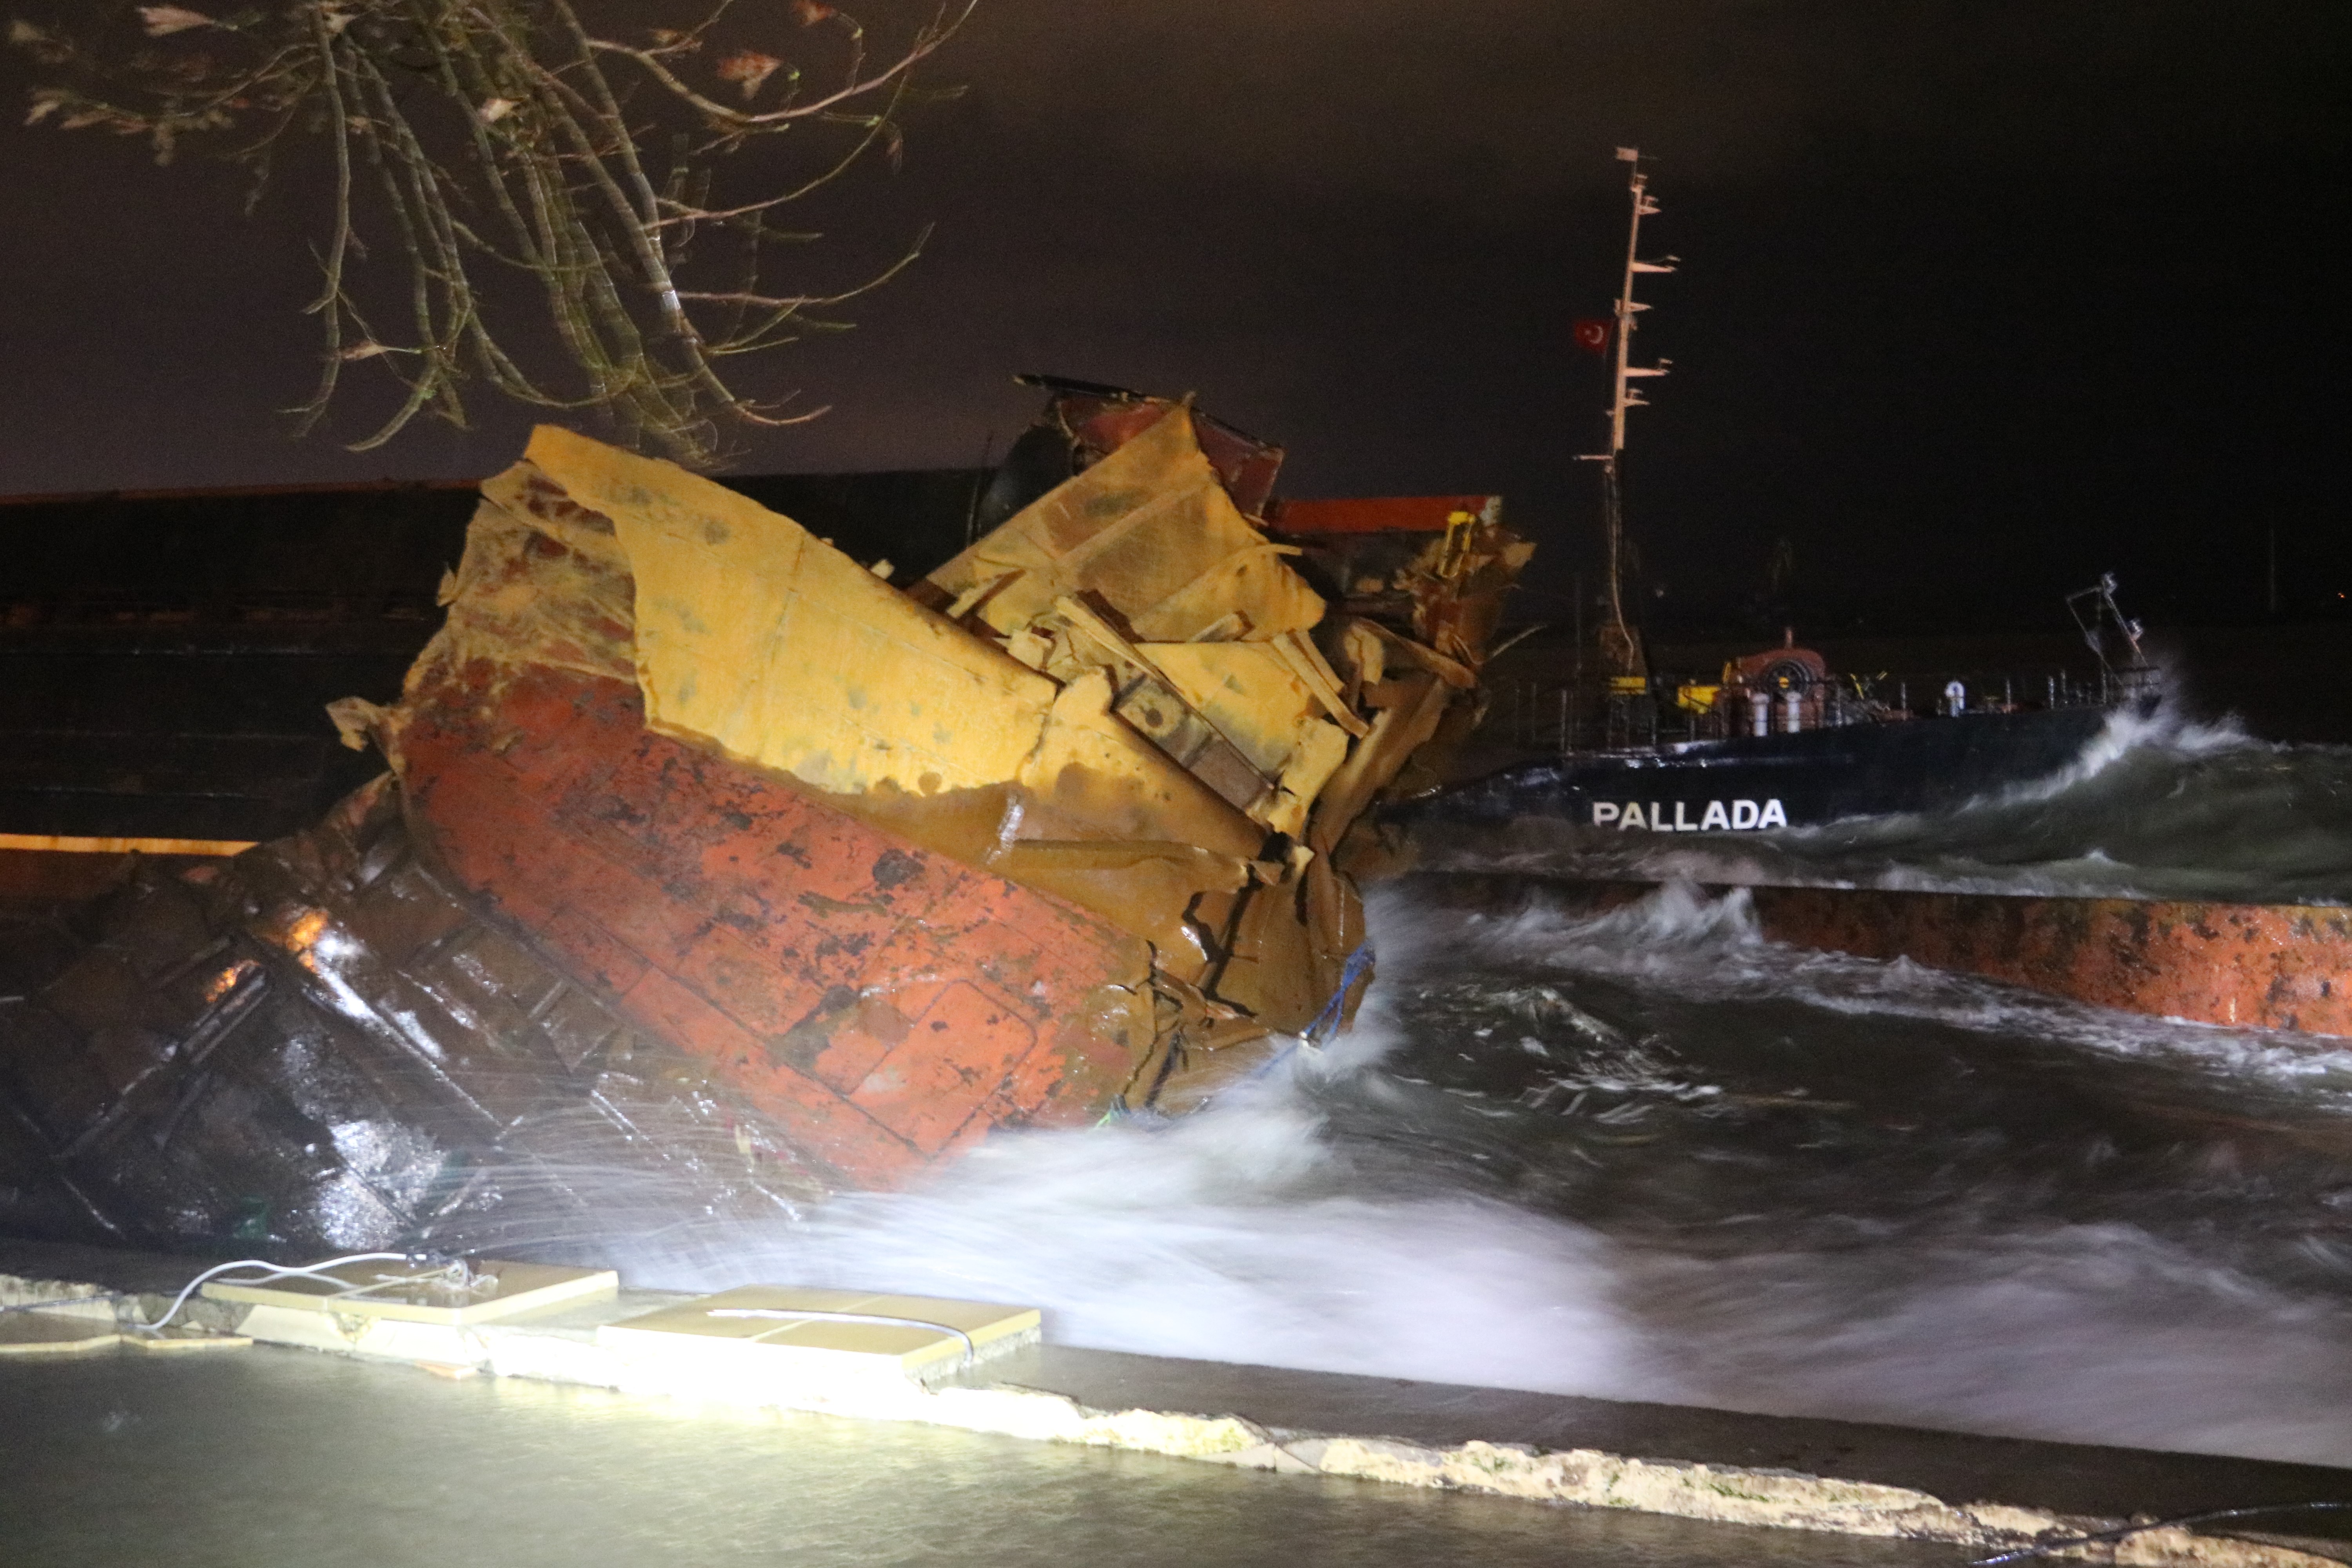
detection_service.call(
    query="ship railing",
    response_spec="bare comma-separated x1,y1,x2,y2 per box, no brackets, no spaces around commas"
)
1485,666,2133,757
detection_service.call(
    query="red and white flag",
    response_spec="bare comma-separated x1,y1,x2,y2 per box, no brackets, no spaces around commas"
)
1572,318,1612,355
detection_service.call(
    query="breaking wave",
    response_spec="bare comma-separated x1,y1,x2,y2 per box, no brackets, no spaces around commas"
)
622,1085,1662,1403
609,880,2352,1468
1417,696,2352,905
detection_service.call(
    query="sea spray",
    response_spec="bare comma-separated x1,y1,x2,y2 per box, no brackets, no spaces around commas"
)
613,1068,1667,1403
1624,1221,2352,1466
582,876,2352,1466
1417,709,2352,904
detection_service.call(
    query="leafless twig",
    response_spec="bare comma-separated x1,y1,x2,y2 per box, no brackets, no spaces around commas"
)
10,0,973,466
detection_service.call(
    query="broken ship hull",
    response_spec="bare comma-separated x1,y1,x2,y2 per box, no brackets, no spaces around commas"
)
1,395,1532,1253
395,658,1157,1188
0,777,866,1255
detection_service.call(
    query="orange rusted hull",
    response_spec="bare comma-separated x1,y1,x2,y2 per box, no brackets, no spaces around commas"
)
1739,884,2352,1038
1438,877,2352,1039
399,657,1155,1190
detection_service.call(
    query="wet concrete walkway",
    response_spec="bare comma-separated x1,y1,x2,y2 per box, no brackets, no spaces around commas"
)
5,1238,2349,1564
0,1348,1962,1568
984,1343,2352,1538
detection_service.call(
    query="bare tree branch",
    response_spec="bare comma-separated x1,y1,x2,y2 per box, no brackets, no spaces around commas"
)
11,0,971,466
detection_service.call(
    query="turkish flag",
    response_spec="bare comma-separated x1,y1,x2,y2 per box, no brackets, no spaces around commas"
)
1572,317,1612,355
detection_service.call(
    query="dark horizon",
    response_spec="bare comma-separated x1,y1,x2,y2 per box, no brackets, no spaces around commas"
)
2,2,2345,636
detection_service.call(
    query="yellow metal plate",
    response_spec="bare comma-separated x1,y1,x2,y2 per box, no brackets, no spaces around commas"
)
524,425,1056,799
923,404,1324,646
0,833,255,855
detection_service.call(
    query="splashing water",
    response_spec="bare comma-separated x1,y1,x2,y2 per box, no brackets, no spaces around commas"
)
594,860,2352,1468
628,1087,1659,1403
524,712,2352,1468
1416,698,2352,905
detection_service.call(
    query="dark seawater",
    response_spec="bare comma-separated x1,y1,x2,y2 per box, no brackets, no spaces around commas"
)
599,704,2352,1470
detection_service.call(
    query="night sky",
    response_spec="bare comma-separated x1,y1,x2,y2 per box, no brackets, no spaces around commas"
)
1,2,2345,632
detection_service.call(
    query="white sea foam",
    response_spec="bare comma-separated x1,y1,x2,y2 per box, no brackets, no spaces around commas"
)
604,1051,2352,1466
585,879,2352,1469
1414,691,2352,904
1628,1221,2352,1466
1392,880,2352,1092
617,1072,1665,1403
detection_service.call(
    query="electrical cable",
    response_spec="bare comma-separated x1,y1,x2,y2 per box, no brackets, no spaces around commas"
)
1303,942,1377,1046
1970,1501,2352,1564
127,1252,420,1335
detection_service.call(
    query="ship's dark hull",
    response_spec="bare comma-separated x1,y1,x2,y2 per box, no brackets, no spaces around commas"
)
1401,707,2115,832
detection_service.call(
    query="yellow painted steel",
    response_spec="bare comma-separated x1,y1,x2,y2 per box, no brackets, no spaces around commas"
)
1016,670,1263,864
0,833,255,856
1143,641,1351,837
525,426,1058,798
922,404,1326,644
442,461,639,682
424,416,1518,1052
1675,684,1721,715
511,426,1269,972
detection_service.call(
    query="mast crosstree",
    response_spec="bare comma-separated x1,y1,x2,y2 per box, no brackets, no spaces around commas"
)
1581,147,1675,679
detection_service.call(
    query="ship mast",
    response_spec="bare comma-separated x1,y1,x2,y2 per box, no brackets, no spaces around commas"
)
1582,147,1675,678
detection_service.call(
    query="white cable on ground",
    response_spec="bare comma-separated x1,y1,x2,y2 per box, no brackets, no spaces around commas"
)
127,1252,417,1335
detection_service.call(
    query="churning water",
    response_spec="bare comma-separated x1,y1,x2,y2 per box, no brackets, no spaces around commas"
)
606,702,2352,1470
1420,696,2352,905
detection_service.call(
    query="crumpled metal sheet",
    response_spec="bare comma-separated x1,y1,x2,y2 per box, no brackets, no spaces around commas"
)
1274,494,1534,808
361,413,1397,1074
0,779,828,1256
526,426,1062,801
0,397,1539,1247
1275,495,1533,669
922,405,1326,647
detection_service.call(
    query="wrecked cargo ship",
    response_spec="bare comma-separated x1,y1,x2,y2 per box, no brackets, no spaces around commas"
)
0,390,1528,1255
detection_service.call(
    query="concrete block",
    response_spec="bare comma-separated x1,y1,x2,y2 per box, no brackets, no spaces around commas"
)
597,1285,1040,1399
201,1258,615,1326
0,1311,121,1356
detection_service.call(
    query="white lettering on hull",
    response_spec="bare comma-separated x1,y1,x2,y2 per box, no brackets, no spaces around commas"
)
1591,798,1788,831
